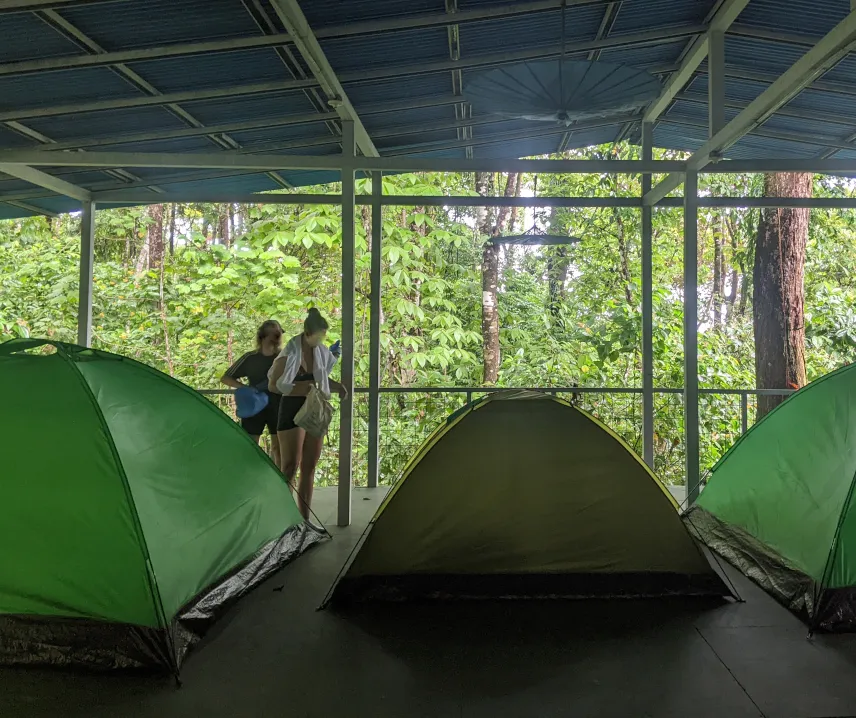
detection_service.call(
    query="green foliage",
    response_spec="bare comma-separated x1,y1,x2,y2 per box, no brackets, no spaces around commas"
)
3,147,856,488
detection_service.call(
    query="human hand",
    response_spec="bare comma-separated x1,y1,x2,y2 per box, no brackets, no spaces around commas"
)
337,384,349,400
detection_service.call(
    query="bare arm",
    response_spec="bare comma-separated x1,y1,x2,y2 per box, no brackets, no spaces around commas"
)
329,379,349,400
268,356,287,393
221,375,245,390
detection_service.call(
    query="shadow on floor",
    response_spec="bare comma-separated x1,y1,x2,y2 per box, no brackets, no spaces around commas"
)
4,488,856,718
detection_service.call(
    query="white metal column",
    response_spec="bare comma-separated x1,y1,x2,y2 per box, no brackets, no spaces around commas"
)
684,171,700,504
338,122,356,526
641,122,654,468
366,172,383,489
77,200,96,347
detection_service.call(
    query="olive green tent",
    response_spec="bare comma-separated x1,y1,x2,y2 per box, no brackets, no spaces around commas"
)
326,391,730,605
686,364,856,632
0,339,325,673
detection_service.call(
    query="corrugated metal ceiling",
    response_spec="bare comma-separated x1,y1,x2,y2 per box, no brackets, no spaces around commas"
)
1,0,856,218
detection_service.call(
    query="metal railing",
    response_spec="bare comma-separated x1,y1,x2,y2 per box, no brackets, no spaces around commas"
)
198,385,794,489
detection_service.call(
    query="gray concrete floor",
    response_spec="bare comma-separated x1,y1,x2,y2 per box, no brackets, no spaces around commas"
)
4,486,856,718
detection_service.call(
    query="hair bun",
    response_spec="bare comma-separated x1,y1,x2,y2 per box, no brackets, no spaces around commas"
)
307,307,321,316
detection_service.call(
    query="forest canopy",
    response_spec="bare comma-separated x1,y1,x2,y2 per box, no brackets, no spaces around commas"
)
3,144,856,487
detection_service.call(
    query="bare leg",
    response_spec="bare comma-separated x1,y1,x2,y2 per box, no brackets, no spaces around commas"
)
297,433,324,520
270,432,281,469
248,434,261,445
277,428,305,494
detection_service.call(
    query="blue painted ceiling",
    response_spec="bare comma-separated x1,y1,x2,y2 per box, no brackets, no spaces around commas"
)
0,0,854,217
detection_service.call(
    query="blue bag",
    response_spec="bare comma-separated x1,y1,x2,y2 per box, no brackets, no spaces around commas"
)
235,385,269,418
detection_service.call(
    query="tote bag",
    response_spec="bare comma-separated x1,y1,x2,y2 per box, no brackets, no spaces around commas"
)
294,385,334,438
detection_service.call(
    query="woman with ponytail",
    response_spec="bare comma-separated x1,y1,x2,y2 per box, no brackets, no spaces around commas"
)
221,319,284,466
268,308,348,520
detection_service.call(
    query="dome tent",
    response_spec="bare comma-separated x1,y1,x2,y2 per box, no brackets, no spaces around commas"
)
0,339,325,673
325,392,731,605
686,363,856,632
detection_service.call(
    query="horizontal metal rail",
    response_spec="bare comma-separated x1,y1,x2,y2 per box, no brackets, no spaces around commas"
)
198,386,795,396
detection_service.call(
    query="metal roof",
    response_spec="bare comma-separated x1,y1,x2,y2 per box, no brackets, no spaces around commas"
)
1,0,856,218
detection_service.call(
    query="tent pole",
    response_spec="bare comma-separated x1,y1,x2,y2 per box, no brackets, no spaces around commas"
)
367,172,383,489
684,171,700,504
338,122,355,527
641,122,654,469
77,199,96,347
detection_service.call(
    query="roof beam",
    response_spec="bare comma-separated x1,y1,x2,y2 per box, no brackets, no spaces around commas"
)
0,0,123,10
40,110,338,151
0,150,686,174
0,33,295,77
676,91,856,127
89,193,856,209
445,0,473,159
3,199,59,217
644,0,751,124
31,8,235,190
268,0,377,157
312,0,615,39
0,0,121,11
663,114,856,152
0,150,344,171
712,63,856,98
29,94,462,154
646,10,856,205
0,163,90,201
0,41,683,123
0,79,318,123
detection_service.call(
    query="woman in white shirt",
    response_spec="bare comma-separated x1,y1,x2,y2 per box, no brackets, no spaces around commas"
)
268,308,348,520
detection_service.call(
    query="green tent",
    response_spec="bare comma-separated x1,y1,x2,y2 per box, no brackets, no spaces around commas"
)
0,339,324,673
326,391,730,605
686,364,856,631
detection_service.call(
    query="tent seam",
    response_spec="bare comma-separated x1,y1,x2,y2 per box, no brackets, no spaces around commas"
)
53,343,175,667
813,462,856,630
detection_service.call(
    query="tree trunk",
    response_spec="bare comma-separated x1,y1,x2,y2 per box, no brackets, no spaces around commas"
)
477,172,518,384
612,208,633,306
218,205,231,248
724,214,739,324
546,207,571,319
168,203,177,255
753,172,811,418
712,213,724,328
147,204,165,271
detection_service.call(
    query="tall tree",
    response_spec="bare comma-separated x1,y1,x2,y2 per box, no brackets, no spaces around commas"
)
546,204,571,321
754,172,812,418
712,213,724,327
147,204,165,270
477,172,518,384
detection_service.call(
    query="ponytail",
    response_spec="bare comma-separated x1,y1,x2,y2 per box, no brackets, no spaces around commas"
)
304,308,329,335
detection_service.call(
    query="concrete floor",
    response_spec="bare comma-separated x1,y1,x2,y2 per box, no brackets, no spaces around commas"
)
4,487,856,718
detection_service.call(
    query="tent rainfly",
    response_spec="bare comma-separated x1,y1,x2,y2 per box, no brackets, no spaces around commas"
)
0,339,325,673
325,391,731,605
686,364,856,632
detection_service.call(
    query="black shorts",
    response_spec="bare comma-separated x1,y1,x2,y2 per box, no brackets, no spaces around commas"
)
240,393,280,437
277,396,306,432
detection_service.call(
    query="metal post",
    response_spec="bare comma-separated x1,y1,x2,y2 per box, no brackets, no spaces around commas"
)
708,29,726,137
338,122,355,527
641,121,655,469
740,393,748,434
684,171,700,505
77,200,96,347
366,172,383,489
